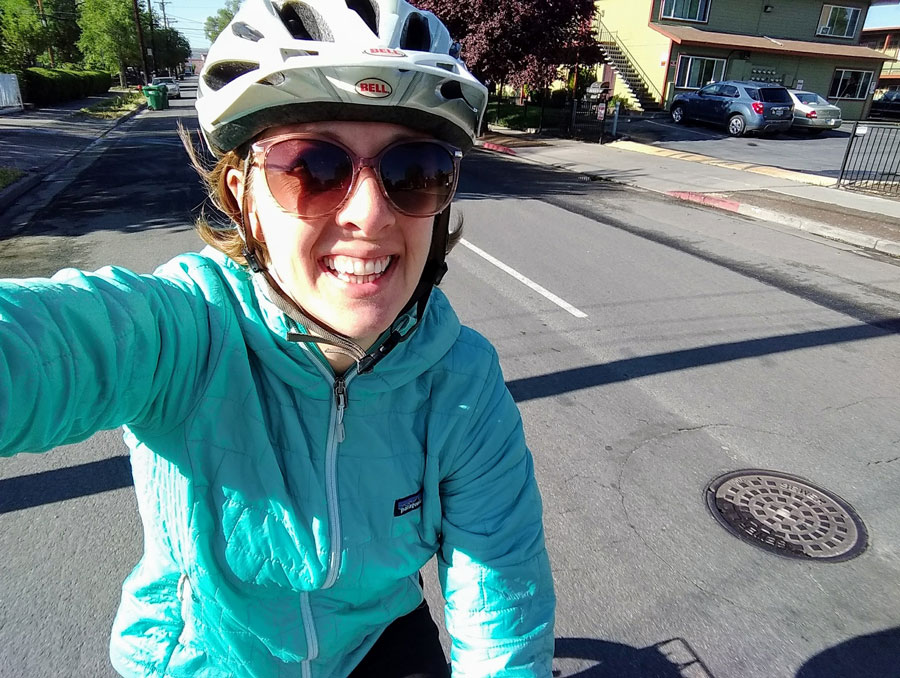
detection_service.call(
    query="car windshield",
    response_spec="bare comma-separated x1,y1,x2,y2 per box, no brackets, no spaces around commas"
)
153,78,174,84
794,92,829,105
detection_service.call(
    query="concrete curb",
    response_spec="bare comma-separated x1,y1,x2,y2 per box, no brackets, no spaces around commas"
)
0,102,147,216
477,141,517,155
667,190,900,258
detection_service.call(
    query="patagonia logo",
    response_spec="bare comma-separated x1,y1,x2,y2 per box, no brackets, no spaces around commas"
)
355,78,392,98
394,490,423,517
364,47,406,57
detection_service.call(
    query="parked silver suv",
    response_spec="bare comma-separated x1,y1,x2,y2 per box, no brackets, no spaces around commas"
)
670,80,794,137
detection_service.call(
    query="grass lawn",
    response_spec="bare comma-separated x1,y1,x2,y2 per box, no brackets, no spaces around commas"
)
76,90,146,120
0,167,24,190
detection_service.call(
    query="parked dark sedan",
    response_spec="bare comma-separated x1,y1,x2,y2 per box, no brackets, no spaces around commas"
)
670,80,794,137
870,90,900,119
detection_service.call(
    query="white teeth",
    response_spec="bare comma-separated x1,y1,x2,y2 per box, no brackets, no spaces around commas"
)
323,255,392,283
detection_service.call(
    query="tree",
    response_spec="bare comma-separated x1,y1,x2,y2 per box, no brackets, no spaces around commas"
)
44,0,81,64
204,0,240,44
78,0,140,85
155,25,190,74
416,0,599,94
0,0,48,72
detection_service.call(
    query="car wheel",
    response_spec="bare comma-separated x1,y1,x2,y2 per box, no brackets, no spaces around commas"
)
727,114,746,137
671,104,685,124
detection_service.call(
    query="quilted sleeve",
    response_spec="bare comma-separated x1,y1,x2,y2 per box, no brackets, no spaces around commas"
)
0,264,219,456
438,349,556,677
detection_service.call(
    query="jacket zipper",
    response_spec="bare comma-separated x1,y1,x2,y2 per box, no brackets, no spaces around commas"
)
322,374,349,589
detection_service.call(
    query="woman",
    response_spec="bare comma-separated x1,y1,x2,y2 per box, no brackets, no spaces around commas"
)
0,0,555,676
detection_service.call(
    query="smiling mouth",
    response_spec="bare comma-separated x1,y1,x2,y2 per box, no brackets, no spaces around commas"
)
322,255,394,284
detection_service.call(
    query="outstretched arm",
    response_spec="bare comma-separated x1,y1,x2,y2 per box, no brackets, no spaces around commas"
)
0,265,216,456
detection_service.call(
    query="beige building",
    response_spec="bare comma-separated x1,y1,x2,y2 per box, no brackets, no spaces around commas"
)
595,0,895,119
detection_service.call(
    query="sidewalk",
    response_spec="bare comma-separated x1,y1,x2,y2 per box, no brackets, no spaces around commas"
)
0,93,145,215
479,126,900,258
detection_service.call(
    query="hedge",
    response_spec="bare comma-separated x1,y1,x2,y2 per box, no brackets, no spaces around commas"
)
21,68,112,106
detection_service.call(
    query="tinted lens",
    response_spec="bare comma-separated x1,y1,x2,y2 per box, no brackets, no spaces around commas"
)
380,142,456,216
264,139,353,217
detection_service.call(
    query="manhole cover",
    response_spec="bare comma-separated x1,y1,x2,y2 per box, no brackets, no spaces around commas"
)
706,470,867,562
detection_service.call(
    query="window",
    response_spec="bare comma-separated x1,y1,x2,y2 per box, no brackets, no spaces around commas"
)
828,69,873,99
817,5,861,38
661,0,711,22
674,55,726,89
719,84,739,97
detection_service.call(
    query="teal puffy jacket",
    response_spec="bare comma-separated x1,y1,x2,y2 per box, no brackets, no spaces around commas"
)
0,248,555,677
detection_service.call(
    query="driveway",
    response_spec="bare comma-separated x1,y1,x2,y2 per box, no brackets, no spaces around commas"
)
616,115,855,179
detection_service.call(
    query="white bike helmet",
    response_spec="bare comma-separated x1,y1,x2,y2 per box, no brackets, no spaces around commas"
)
196,0,488,156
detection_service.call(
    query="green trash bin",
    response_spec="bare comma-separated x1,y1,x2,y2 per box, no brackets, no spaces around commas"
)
144,84,164,111
159,85,170,110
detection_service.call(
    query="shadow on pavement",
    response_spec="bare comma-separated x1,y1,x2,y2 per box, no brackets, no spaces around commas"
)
0,456,132,514
554,636,716,677
795,627,900,678
459,152,635,201
507,319,900,403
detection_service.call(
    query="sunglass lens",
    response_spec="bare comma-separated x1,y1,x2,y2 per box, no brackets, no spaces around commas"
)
264,139,353,217
380,142,456,216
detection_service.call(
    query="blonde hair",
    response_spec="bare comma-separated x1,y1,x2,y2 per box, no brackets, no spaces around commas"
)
179,124,462,267
179,124,269,268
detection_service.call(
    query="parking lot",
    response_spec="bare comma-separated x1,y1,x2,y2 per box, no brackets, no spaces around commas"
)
616,115,855,179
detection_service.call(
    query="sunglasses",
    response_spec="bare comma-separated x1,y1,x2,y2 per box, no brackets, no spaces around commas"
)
250,134,463,219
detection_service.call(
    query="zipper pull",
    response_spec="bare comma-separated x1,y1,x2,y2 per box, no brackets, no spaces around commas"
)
334,377,347,443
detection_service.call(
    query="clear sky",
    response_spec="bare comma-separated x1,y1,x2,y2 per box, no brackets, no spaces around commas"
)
170,1,900,52
866,4,900,29
162,0,226,50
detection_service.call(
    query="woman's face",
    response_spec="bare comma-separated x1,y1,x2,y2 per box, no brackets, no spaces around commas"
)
229,121,434,349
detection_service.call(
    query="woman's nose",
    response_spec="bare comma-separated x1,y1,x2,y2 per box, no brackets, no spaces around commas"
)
335,168,395,235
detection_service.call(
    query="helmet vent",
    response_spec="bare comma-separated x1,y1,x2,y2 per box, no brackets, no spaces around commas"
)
400,12,431,51
231,21,264,42
278,2,334,42
345,0,378,35
440,80,463,100
203,61,260,91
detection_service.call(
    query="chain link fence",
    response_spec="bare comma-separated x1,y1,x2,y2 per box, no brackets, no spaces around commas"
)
486,95,625,142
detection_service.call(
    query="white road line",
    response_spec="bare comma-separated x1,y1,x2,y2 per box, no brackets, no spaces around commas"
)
459,239,588,318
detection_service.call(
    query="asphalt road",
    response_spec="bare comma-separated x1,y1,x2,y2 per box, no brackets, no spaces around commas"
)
618,115,859,179
1,84,900,678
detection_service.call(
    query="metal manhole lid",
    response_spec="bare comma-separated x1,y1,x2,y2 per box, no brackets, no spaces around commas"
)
706,469,867,562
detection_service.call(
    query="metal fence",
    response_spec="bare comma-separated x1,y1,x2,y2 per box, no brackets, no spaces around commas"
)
487,96,624,141
837,121,900,197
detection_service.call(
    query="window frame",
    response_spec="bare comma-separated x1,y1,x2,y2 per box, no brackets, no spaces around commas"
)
674,55,727,90
660,0,712,23
828,68,874,99
817,5,862,39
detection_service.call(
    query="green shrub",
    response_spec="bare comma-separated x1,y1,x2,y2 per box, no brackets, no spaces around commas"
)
21,68,112,106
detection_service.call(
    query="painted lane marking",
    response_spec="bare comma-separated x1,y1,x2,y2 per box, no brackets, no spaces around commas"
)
459,239,588,318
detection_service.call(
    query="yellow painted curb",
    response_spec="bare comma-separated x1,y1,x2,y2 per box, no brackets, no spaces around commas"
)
608,139,837,188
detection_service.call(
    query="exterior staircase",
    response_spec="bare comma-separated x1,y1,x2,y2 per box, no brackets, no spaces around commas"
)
596,20,664,112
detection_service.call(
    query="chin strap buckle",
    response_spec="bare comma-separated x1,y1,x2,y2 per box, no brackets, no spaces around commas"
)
243,247,264,273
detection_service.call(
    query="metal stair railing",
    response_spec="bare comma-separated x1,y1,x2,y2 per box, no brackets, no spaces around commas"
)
596,18,664,109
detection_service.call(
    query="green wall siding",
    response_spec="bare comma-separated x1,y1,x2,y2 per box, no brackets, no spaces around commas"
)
668,44,878,118
651,0,869,43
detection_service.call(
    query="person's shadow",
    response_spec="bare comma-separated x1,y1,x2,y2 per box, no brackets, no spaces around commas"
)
553,637,715,677
796,627,900,678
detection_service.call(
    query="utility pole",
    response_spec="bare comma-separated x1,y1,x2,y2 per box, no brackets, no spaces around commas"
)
146,0,157,76
158,0,172,73
130,0,150,84
34,0,56,67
